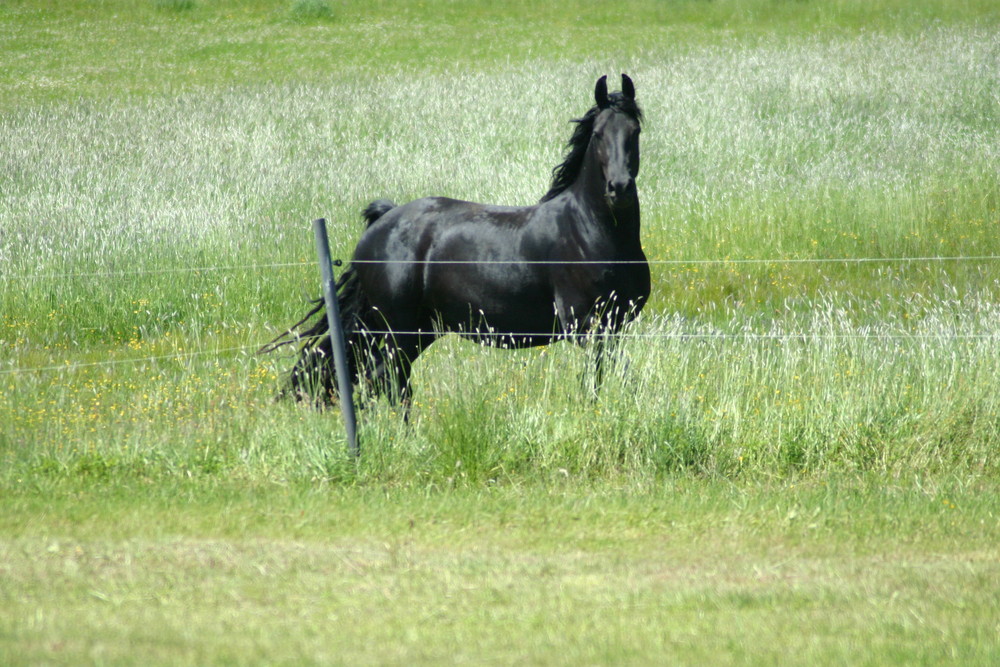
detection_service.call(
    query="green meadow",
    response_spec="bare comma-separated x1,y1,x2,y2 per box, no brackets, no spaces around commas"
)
2,1,1000,663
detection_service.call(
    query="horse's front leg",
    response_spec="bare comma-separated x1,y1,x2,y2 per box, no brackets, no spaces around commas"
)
554,300,603,398
589,333,607,399
557,294,629,398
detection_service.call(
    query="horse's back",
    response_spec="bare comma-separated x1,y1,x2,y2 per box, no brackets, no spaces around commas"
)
356,196,537,263
352,196,553,330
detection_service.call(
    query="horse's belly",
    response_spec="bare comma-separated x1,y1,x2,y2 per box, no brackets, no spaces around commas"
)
426,266,557,335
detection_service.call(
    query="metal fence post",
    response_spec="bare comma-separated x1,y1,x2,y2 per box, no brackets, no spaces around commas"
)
312,218,359,458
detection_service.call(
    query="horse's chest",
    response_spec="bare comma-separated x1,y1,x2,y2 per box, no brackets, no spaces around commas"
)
555,263,631,303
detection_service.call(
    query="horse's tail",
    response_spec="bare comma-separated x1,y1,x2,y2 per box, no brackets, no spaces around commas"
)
259,264,368,404
260,201,394,403
363,199,395,226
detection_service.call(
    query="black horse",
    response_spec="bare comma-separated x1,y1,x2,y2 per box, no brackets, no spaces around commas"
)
265,74,650,405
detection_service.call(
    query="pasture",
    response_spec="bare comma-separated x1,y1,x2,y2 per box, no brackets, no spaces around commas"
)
2,0,1000,663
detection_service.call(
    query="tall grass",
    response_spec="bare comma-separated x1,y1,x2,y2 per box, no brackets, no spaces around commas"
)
3,25,1000,484
5,28,1000,329
5,297,999,484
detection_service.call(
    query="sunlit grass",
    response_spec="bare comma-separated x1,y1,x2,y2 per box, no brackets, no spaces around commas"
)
3,3,1000,664
4,26,1000,485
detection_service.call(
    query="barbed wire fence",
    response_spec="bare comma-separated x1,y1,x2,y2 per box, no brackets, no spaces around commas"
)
3,253,1000,379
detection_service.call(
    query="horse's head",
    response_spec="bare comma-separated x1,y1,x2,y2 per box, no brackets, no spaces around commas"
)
592,74,641,208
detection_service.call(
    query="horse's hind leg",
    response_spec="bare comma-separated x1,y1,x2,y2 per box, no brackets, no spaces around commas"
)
587,297,636,396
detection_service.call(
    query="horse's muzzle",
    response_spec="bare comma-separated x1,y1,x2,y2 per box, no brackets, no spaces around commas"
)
606,177,635,206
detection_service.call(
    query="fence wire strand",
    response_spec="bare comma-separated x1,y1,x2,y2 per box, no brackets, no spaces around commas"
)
0,345,261,377
4,329,998,378
346,255,1000,266
4,254,1000,283
2,262,312,282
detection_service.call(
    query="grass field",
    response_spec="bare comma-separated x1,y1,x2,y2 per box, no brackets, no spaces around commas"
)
3,0,1000,663
3,477,998,664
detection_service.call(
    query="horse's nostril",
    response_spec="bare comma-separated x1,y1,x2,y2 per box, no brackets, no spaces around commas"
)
607,178,633,198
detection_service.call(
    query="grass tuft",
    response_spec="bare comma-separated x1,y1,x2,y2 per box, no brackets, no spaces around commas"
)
153,0,196,11
287,0,335,22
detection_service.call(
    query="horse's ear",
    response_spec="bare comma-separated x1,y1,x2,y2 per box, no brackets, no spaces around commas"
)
621,74,635,100
595,75,609,109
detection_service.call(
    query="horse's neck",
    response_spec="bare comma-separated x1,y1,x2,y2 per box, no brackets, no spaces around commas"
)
563,154,641,248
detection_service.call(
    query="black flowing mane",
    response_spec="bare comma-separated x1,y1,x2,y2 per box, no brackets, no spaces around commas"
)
540,92,643,203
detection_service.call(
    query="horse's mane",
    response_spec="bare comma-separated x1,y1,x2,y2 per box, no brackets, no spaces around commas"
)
539,92,643,203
